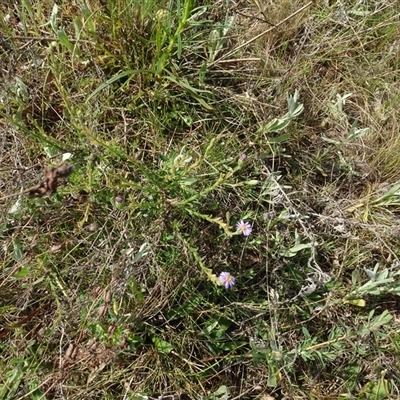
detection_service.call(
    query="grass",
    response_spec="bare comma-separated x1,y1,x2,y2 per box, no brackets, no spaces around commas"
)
1,0,400,399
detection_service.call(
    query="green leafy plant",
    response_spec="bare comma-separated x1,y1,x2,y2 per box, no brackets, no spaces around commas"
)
1,1,400,399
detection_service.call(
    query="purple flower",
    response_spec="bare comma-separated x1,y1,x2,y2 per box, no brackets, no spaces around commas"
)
219,272,236,289
236,220,252,236
239,153,247,161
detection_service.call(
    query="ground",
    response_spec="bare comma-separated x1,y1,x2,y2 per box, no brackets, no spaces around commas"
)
1,1,400,399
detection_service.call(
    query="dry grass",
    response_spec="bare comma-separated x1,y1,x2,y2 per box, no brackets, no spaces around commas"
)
1,1,400,399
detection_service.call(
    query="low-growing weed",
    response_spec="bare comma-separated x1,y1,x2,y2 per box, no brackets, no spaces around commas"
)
1,1,400,399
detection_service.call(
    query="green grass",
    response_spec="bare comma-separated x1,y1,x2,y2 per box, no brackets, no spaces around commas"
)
1,0,400,399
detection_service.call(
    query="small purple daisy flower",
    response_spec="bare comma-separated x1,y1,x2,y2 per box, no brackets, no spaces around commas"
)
236,220,252,236
219,272,236,289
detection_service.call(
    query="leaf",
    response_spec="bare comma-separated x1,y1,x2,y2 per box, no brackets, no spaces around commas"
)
287,89,303,116
351,269,361,286
357,327,370,336
43,145,59,157
181,177,197,185
130,395,149,400
0,364,24,400
28,380,45,400
208,29,221,62
125,243,150,263
203,385,230,400
362,378,391,400
364,263,380,280
268,133,290,143
8,195,23,214
81,4,96,32
164,72,213,110
302,326,311,339
15,77,29,101
282,243,312,257
86,69,151,102
199,60,207,84
369,310,392,331
263,118,290,133
347,127,369,142
152,336,173,354
13,267,30,279
49,3,58,32
12,237,24,262
321,136,341,145
267,364,282,387
62,152,73,161
73,16,83,39
289,243,312,252
244,179,259,186
176,32,182,58
343,298,366,307
57,29,74,51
